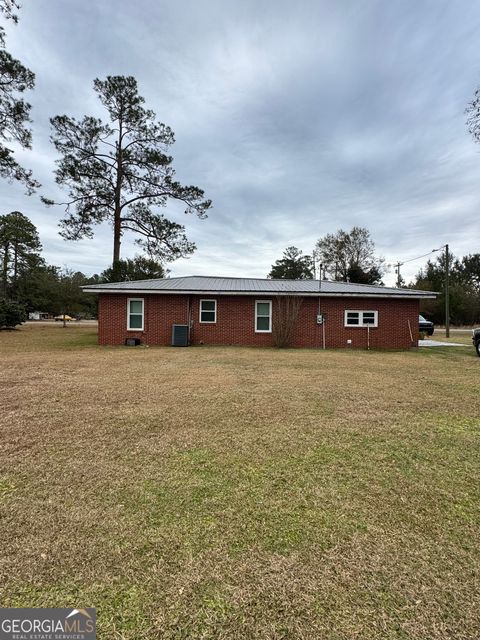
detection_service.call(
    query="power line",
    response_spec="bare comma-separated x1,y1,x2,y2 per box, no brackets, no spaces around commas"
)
393,244,451,337
393,246,445,287
397,247,443,267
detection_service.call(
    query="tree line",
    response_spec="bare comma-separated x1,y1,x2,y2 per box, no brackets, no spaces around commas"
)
268,227,385,283
410,253,480,325
268,229,480,326
0,210,167,326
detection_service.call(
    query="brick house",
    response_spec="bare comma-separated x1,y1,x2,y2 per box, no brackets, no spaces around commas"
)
83,276,436,349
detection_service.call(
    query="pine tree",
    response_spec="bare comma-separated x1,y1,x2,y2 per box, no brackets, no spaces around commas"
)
44,76,211,268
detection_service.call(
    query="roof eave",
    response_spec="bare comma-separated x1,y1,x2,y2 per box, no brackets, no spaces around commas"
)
82,287,436,299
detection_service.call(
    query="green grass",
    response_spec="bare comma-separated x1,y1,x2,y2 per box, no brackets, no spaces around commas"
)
0,324,479,639
0,321,98,352
427,328,474,345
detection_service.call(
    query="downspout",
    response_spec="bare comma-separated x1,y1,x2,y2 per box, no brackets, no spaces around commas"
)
317,269,326,350
320,268,326,350
187,295,193,345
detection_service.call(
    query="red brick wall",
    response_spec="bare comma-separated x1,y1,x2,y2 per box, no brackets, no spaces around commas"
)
98,293,190,346
98,293,419,349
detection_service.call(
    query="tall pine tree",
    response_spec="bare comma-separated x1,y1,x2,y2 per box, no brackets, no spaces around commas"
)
44,76,211,274
0,210,41,298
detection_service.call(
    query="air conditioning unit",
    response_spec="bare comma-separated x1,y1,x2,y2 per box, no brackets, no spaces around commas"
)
172,324,189,347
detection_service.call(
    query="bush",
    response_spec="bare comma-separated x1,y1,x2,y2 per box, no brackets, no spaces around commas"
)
272,296,303,348
0,300,27,329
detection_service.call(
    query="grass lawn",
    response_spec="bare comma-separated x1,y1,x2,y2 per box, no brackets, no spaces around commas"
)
1,324,479,639
425,328,474,346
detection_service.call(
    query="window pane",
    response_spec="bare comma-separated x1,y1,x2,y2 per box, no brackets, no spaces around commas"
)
256,302,270,316
129,314,142,329
363,313,375,324
201,311,215,322
201,300,215,311
257,316,270,331
346,312,359,325
129,300,143,314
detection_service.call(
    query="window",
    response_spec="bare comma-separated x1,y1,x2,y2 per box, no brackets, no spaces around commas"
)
345,311,360,325
362,312,377,325
344,310,378,328
255,300,272,333
127,298,144,331
200,299,217,323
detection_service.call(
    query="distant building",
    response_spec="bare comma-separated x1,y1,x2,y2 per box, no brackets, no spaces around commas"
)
28,311,49,321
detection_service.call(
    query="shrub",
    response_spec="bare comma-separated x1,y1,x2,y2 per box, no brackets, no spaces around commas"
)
272,296,303,348
0,300,27,329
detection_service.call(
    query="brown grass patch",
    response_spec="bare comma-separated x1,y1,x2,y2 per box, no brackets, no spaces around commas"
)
1,324,479,638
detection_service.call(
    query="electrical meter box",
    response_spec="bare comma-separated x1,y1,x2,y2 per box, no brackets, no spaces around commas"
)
316,314,324,325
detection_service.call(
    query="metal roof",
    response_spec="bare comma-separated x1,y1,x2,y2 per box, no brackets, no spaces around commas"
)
82,276,437,298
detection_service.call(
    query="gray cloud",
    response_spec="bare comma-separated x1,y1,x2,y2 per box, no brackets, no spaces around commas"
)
2,0,480,284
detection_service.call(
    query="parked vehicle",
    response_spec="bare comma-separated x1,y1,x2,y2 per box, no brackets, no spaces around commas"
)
419,315,434,336
54,314,74,322
472,328,480,356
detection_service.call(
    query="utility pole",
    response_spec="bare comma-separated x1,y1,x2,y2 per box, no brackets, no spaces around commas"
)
312,249,319,280
445,243,450,338
395,262,402,287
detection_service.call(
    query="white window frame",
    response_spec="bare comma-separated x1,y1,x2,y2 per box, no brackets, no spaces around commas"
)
127,297,144,331
199,299,217,324
255,300,272,333
344,310,378,328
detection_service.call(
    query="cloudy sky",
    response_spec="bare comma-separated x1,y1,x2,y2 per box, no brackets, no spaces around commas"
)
3,0,480,285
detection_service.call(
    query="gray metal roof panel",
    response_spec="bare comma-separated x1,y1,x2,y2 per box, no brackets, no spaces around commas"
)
82,275,437,297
